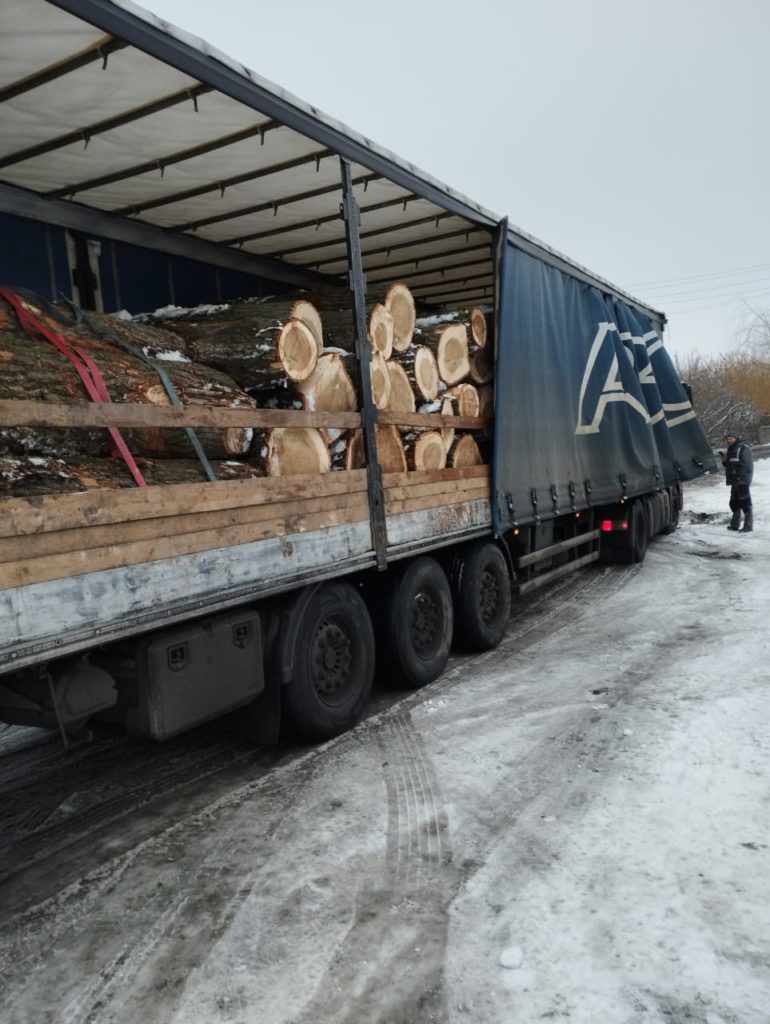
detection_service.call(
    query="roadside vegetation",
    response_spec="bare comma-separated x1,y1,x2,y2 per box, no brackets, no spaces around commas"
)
676,306,770,443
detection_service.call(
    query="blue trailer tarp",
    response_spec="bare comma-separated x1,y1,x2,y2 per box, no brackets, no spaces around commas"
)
493,243,717,532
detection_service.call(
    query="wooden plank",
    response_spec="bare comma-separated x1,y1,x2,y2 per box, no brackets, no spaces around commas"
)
378,410,490,430
382,466,489,489
0,398,362,431
385,487,490,518
0,470,369,539
0,503,372,590
0,491,370,564
383,474,490,505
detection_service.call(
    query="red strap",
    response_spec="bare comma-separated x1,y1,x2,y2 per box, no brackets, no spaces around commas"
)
0,288,146,487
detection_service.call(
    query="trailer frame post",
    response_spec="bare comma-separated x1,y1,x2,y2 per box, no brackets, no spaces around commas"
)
339,158,388,570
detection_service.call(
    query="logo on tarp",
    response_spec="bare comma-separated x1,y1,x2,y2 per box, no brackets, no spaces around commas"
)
575,322,696,435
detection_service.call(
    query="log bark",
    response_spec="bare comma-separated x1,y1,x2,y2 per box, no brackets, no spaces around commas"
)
401,430,447,471
468,344,493,385
384,283,416,352
252,427,331,476
448,434,484,468
385,360,417,414
0,453,262,497
413,323,470,385
0,327,256,461
477,385,494,419
345,425,407,473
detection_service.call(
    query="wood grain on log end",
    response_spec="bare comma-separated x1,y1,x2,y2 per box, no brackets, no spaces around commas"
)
449,434,484,468
385,360,417,414
276,319,319,383
368,303,395,360
289,300,324,355
384,283,416,352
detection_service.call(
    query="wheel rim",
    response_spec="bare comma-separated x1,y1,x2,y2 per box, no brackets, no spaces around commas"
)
478,567,500,624
410,588,442,657
310,617,354,707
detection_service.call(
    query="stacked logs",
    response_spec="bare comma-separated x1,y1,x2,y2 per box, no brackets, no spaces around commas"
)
0,284,492,497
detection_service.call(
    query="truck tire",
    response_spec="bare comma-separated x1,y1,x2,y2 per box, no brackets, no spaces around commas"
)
451,541,512,652
618,501,648,564
382,556,453,689
661,488,680,534
282,581,375,741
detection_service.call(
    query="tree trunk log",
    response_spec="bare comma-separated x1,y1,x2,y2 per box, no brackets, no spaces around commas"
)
345,425,407,473
468,344,493,384
477,385,494,419
0,327,256,461
397,345,440,403
368,303,394,359
292,352,358,442
448,434,484,468
384,283,416,352
401,430,447,471
445,383,480,418
252,427,331,476
385,360,417,414
413,323,469,385
0,453,262,497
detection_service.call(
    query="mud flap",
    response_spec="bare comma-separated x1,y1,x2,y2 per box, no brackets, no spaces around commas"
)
227,672,282,747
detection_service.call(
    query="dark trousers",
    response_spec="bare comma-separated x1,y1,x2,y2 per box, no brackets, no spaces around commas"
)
729,484,752,529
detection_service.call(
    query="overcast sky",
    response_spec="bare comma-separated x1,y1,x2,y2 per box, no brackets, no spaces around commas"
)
145,0,770,363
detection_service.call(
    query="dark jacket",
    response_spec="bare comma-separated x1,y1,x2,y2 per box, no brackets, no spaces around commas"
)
723,438,753,487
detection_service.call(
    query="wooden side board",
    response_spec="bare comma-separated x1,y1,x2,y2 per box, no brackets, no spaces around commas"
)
0,465,492,591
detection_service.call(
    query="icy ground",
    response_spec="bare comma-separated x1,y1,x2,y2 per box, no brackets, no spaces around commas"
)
1,465,769,1024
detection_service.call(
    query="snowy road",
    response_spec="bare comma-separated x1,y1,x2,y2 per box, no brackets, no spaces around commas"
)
1,465,769,1024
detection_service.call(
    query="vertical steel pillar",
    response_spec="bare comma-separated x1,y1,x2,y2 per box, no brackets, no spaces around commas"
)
339,158,388,569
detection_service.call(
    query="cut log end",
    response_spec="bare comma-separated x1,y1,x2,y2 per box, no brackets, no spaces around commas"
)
384,283,416,352
438,324,470,386
368,303,395,360
289,300,324,355
385,360,416,414
470,307,488,347
403,430,447,471
446,383,480,418
440,396,455,452
276,319,319,383
347,425,407,473
257,427,331,476
370,351,392,410
413,346,440,402
448,434,484,468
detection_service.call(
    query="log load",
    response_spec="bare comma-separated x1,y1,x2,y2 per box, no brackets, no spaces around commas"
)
401,430,447,471
368,304,395,359
413,322,470,386
477,385,494,419
369,351,392,410
417,397,455,454
469,307,488,347
252,427,331,476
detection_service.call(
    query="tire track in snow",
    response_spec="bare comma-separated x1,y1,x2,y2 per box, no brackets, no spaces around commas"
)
291,712,458,1024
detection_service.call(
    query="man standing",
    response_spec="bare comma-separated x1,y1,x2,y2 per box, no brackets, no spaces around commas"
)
720,432,754,532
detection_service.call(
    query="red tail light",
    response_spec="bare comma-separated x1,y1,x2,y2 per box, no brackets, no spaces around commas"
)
600,520,614,532
601,519,629,532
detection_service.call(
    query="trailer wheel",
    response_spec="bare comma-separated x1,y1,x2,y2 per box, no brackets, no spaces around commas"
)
283,582,374,741
616,501,648,564
662,488,680,534
382,556,453,689
451,542,512,652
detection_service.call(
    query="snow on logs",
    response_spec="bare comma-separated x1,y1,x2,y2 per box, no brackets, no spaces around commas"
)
0,285,491,495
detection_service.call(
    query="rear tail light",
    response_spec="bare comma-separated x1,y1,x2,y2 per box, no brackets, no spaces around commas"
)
601,519,628,532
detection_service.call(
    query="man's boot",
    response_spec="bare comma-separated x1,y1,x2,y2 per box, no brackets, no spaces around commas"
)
728,511,741,530
741,509,753,533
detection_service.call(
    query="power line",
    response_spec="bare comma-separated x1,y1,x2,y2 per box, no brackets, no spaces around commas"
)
628,260,770,290
637,272,770,302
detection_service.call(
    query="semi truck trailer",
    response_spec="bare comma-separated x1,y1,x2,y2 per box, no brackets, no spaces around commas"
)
0,0,716,747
